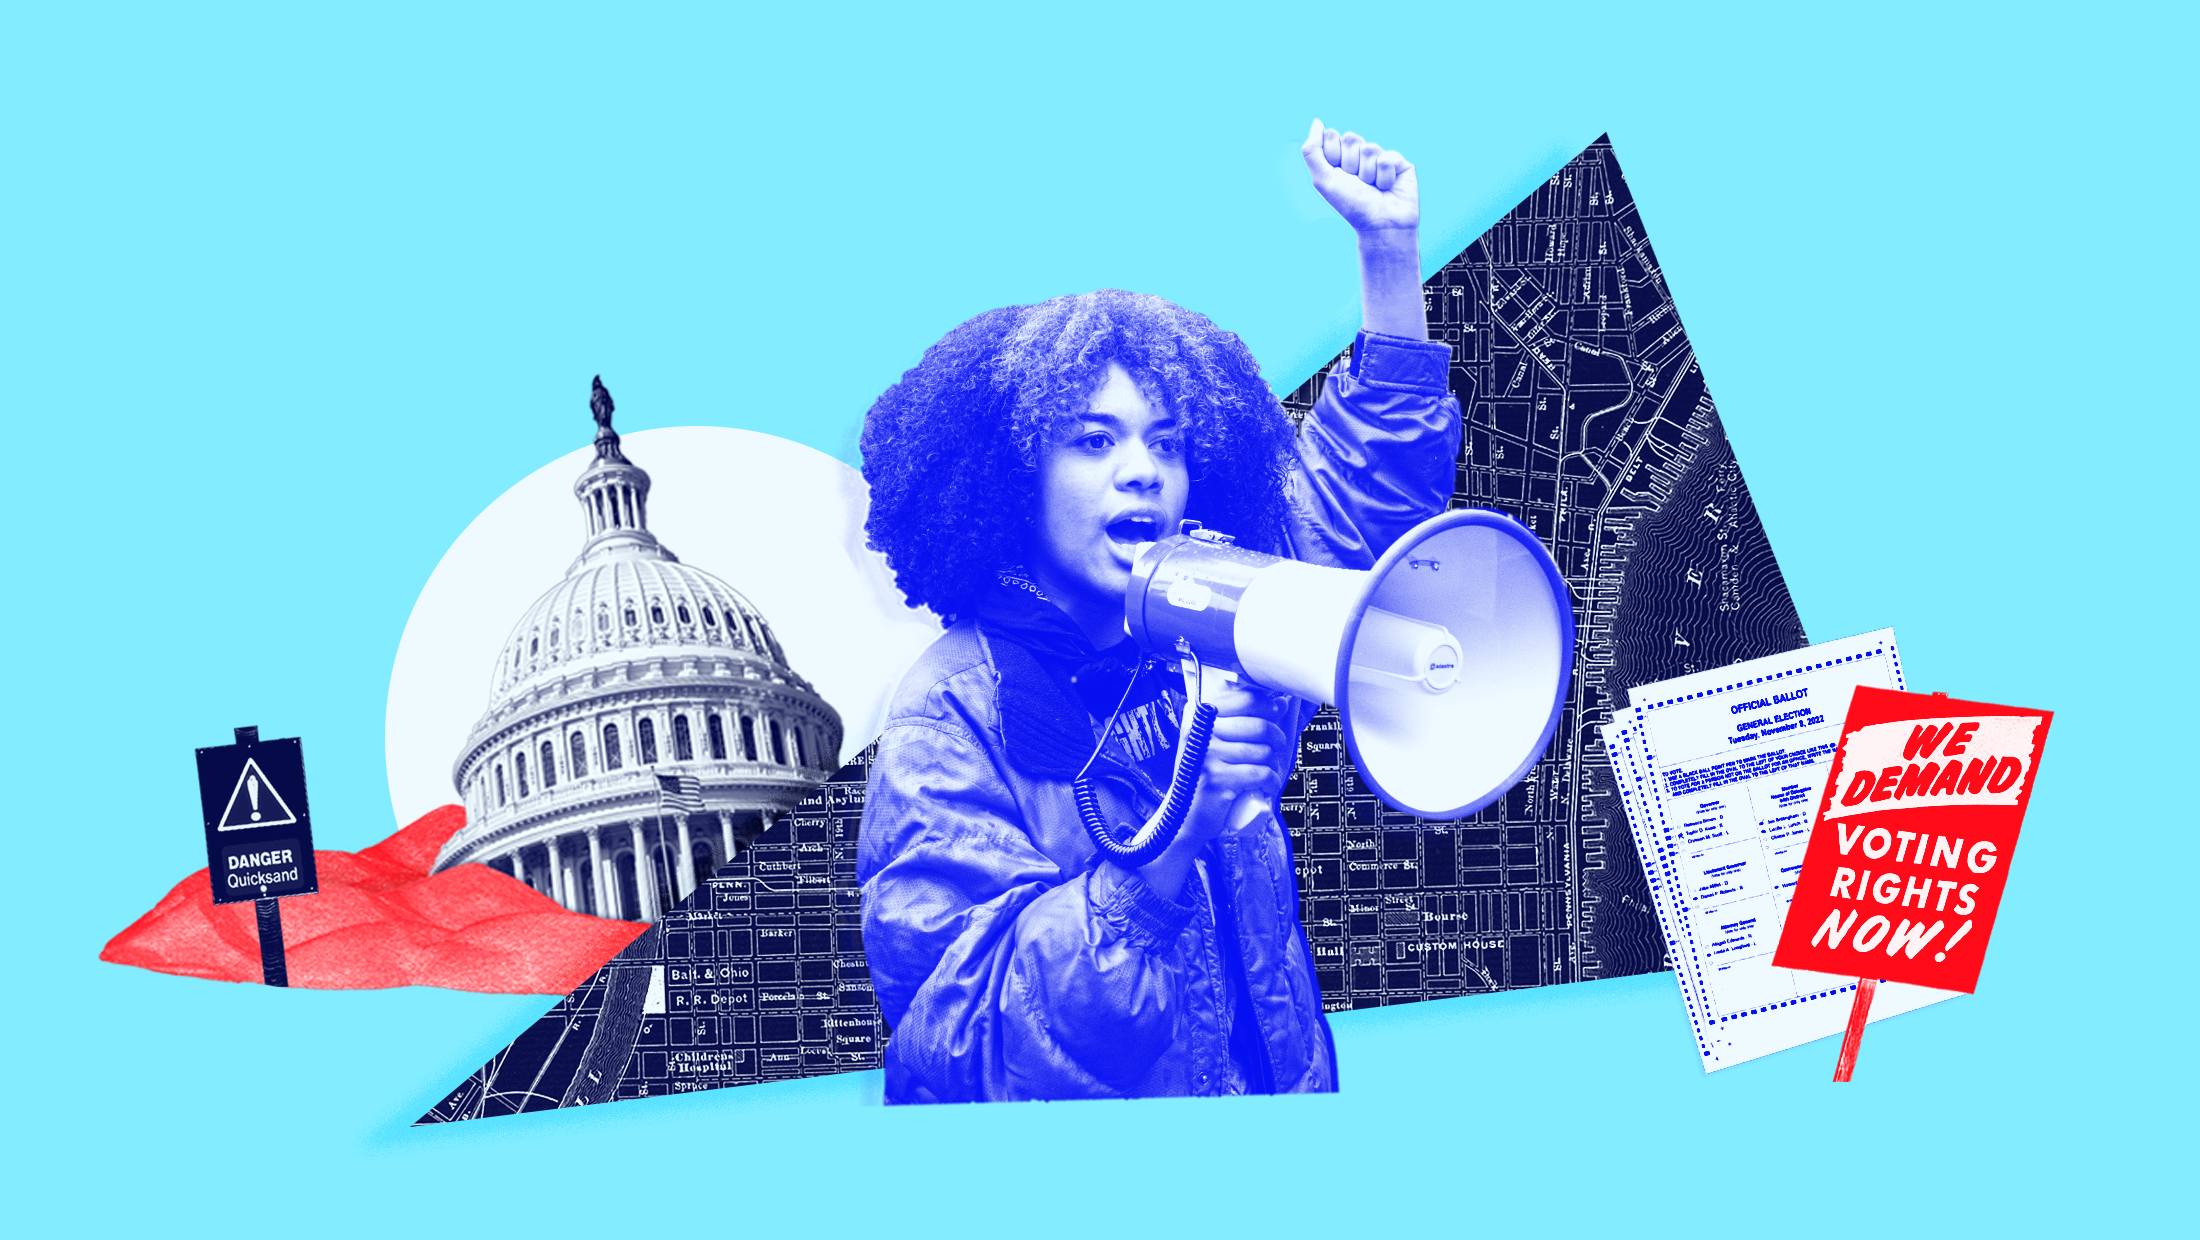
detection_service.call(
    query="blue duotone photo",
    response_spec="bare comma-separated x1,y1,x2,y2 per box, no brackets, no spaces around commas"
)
856,127,1490,1102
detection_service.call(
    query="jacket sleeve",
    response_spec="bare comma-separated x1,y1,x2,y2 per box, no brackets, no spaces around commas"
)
856,712,1203,1102
1285,330,1466,570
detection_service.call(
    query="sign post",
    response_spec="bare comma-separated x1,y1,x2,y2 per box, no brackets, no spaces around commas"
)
194,726,319,986
1772,687,2050,1080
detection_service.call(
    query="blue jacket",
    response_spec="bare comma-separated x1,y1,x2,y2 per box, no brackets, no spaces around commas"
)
858,331,1464,1103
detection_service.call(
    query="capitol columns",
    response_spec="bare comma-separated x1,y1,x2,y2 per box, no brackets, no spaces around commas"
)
720,812,735,862
588,827,609,920
546,837,564,908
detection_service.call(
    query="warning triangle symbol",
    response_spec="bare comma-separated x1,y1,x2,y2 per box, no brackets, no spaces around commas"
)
217,758,299,831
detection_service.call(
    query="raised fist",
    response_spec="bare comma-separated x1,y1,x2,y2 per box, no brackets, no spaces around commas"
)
1301,118,1419,233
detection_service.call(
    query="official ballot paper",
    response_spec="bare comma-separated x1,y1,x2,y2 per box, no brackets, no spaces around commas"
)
1602,630,1957,1070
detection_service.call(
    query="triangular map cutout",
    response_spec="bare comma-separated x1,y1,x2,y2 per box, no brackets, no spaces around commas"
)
217,758,299,831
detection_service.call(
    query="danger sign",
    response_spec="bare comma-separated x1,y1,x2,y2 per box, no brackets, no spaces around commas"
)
1772,687,2049,993
194,732,319,905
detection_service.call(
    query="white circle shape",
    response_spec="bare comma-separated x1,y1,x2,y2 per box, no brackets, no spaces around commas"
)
385,427,942,827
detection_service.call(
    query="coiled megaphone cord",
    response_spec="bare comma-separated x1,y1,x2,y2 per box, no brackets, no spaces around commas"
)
1075,704,1215,868
1073,647,1217,868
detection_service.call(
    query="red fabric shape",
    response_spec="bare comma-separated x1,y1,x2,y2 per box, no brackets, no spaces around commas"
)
101,805,646,993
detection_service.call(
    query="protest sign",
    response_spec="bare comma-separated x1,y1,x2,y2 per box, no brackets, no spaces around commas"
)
1772,687,2050,994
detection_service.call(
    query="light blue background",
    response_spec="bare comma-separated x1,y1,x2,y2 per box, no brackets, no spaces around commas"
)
4,3,2188,1234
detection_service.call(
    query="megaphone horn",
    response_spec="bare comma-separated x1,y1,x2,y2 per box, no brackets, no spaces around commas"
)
1126,509,1575,821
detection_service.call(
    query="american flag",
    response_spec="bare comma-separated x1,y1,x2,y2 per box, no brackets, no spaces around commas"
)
655,773,703,814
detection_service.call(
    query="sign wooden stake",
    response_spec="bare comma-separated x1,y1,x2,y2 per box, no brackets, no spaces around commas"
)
1832,978,1875,1082
254,893,289,987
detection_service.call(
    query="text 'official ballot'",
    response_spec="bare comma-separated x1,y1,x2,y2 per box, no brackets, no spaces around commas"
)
194,735,319,904
1771,687,2049,992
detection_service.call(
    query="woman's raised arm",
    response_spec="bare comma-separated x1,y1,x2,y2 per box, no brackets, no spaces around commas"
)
1301,118,1428,341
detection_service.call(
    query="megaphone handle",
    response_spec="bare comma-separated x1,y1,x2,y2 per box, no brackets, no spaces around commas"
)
1180,660,1278,838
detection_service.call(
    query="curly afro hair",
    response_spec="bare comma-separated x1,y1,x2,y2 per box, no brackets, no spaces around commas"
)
861,290,1297,622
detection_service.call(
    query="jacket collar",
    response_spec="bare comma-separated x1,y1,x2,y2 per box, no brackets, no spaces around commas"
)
975,572,1160,779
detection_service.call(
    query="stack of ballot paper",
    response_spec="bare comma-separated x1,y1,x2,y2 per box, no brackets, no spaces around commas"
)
1601,629,1958,1070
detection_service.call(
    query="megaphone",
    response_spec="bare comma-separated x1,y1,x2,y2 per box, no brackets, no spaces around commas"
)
1073,509,1574,868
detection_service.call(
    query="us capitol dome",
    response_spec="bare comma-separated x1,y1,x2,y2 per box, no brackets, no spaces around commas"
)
433,379,843,922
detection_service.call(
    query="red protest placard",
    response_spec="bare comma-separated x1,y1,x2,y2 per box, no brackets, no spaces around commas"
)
1772,686,2051,993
